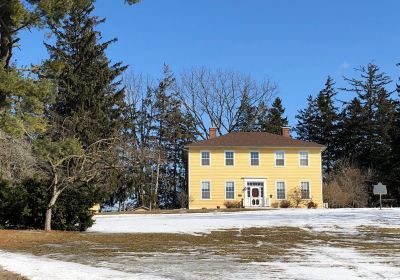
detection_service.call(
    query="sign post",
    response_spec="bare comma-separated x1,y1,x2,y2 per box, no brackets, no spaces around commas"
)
373,182,387,210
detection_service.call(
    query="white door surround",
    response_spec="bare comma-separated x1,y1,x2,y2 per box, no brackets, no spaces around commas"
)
243,178,269,207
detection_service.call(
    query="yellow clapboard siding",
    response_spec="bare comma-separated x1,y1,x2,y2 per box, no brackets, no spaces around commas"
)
188,147,323,209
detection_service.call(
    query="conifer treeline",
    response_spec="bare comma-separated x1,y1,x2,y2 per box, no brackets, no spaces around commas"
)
295,64,400,204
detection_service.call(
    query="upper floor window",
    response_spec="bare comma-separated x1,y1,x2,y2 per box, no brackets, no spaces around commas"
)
301,181,310,199
250,151,259,166
275,151,285,166
276,181,286,199
225,151,234,166
225,181,235,199
201,181,211,199
299,151,309,166
201,151,210,166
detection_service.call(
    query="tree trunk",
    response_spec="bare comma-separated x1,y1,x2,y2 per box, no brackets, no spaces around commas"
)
154,152,161,209
44,188,61,231
0,12,13,69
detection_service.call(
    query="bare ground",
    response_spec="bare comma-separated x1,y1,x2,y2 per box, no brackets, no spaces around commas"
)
0,268,28,280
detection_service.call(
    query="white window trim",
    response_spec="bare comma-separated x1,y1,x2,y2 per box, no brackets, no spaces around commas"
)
200,150,211,167
300,180,311,200
274,150,285,167
249,150,260,167
200,180,211,200
225,180,235,200
224,150,235,167
275,180,286,200
299,150,310,167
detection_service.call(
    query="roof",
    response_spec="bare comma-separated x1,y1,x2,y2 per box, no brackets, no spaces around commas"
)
186,132,324,148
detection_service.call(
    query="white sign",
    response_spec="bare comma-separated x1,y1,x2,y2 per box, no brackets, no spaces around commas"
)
373,182,387,195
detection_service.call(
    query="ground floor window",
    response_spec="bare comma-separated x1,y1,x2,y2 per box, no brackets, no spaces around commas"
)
301,181,310,199
276,181,286,199
201,181,211,199
225,181,235,199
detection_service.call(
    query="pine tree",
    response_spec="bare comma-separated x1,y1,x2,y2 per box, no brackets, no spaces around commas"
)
262,97,288,134
37,4,127,230
43,4,127,147
314,77,339,172
338,98,367,161
341,64,395,171
295,95,320,142
233,91,258,132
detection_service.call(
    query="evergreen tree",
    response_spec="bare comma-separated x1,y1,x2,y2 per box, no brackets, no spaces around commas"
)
262,97,288,134
338,98,367,161
43,4,127,147
341,64,395,171
255,101,268,131
233,91,258,132
36,4,127,229
315,77,339,172
295,95,320,142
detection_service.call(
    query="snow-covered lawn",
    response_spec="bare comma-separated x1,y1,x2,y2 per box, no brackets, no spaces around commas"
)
1,208,399,280
89,208,400,234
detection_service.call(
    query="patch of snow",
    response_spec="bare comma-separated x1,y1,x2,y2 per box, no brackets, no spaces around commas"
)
89,208,400,234
0,250,168,280
266,246,400,280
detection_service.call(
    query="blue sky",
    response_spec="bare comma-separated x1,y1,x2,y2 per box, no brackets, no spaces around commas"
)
14,0,400,125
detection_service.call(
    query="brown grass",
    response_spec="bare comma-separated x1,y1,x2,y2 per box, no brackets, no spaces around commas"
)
0,226,399,265
0,268,28,280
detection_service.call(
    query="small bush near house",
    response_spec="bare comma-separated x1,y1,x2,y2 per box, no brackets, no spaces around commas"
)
307,200,318,209
288,187,303,208
224,200,241,208
271,202,279,208
279,200,291,208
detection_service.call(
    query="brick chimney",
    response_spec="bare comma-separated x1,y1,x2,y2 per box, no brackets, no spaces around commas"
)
209,127,217,139
281,126,291,138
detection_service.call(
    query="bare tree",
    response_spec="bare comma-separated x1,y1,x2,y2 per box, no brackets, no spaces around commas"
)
37,138,119,230
177,67,277,139
0,130,38,182
324,160,373,208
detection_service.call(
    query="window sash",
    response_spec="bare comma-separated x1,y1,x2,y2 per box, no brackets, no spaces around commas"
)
301,182,310,199
276,182,286,199
300,152,309,166
201,152,210,166
201,182,211,199
225,181,235,199
225,152,234,166
275,152,285,166
250,152,259,166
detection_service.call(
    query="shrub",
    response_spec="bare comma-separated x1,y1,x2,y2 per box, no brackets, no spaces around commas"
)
307,200,318,209
271,202,279,208
0,178,102,231
224,200,241,208
279,200,291,208
288,187,303,208
324,160,372,208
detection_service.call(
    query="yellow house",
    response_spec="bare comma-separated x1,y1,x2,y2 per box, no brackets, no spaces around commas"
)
186,127,325,209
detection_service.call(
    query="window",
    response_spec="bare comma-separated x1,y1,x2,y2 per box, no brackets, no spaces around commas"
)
201,181,211,199
250,151,259,166
201,151,210,166
225,151,234,166
276,181,286,199
301,181,310,199
299,151,309,166
275,151,285,166
225,181,235,199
